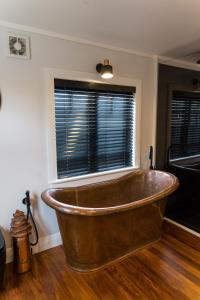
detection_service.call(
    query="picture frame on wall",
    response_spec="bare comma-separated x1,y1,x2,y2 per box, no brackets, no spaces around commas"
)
6,33,30,59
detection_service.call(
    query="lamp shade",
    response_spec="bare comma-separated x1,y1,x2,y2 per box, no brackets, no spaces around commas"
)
96,59,113,79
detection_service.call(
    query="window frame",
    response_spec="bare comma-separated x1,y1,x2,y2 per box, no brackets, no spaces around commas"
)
45,68,142,184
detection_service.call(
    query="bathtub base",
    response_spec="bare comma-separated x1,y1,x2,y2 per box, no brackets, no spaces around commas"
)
65,237,161,273
57,199,166,272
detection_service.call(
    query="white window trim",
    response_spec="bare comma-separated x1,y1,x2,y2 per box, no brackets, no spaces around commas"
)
45,68,142,185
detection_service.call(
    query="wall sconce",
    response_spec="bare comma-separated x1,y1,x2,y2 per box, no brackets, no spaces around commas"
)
96,59,113,79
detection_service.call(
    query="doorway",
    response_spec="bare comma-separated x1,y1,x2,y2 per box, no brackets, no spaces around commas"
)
156,64,200,233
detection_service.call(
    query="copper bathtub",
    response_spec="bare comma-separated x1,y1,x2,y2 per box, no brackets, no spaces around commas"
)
42,170,178,272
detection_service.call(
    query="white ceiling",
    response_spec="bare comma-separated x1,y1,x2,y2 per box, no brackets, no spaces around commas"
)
1,0,200,61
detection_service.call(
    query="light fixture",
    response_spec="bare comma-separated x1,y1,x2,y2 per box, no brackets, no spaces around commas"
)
96,59,113,79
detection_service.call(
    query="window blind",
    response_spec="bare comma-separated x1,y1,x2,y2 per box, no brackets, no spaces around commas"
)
54,79,136,178
171,91,200,159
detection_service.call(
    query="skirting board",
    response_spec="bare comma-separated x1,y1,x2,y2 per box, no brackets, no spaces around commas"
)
163,218,200,252
6,232,62,264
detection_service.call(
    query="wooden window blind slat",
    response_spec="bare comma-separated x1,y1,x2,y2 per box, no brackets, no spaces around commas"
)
54,79,135,178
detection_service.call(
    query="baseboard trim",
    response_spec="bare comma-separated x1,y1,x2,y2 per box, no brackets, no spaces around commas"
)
163,218,200,252
6,232,62,264
164,217,200,237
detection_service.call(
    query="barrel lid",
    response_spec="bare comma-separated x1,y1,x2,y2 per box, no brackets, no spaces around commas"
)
0,230,5,252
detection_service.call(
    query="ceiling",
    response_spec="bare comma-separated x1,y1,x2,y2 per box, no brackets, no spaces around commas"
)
1,0,200,62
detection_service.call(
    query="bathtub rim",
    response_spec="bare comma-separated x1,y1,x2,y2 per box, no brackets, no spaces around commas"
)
41,170,179,216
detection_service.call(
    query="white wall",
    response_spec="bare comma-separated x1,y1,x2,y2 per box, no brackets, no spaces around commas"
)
0,25,157,256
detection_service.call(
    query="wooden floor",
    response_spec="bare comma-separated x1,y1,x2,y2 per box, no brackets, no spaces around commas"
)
1,233,200,300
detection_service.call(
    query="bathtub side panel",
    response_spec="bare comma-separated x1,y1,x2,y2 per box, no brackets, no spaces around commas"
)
56,199,166,272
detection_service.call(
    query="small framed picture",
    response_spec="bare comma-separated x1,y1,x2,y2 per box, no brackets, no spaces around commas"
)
6,33,30,59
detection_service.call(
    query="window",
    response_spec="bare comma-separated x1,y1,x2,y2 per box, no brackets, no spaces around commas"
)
54,79,136,178
170,91,200,159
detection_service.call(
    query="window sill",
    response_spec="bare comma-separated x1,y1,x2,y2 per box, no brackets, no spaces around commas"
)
49,166,139,187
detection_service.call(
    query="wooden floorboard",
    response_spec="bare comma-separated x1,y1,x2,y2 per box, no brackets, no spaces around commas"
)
1,234,200,300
